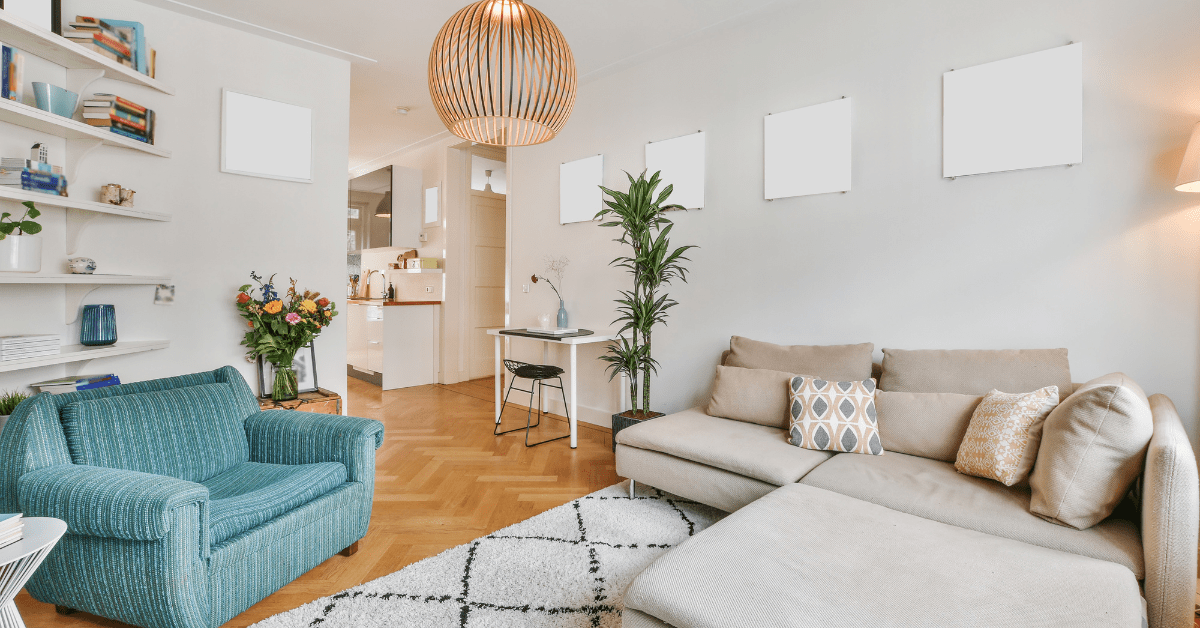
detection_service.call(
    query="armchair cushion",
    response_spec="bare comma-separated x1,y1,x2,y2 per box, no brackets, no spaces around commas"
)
61,383,251,483
202,461,347,545
17,464,209,542
245,410,384,483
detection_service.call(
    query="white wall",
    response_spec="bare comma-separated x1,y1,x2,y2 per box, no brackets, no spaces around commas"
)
507,0,1200,442
0,0,350,401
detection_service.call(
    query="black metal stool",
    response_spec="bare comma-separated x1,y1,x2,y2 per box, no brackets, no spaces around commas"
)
494,359,570,447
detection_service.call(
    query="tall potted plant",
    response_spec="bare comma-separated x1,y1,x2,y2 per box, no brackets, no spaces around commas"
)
0,201,43,273
596,170,696,424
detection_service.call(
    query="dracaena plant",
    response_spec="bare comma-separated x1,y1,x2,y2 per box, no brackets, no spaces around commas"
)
0,201,42,240
596,170,696,416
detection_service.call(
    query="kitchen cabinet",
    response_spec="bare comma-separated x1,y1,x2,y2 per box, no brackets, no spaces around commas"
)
347,301,438,389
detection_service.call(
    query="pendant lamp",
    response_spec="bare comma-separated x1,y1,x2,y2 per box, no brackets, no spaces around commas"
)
429,0,576,147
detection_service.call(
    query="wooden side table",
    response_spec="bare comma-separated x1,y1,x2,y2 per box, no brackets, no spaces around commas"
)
1,517,66,628
258,388,343,415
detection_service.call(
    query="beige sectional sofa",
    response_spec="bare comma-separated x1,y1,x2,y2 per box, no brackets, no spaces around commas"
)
614,340,1199,628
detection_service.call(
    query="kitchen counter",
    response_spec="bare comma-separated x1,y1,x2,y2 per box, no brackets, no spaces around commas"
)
347,300,442,306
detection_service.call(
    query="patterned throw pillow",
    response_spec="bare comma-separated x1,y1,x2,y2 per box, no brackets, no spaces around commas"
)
788,376,883,455
954,386,1059,486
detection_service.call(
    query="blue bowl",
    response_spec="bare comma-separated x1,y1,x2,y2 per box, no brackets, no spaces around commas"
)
32,83,79,118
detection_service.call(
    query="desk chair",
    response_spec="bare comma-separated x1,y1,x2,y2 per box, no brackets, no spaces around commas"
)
494,359,570,447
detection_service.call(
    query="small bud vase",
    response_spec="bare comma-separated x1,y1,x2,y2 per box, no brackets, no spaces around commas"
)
557,300,568,328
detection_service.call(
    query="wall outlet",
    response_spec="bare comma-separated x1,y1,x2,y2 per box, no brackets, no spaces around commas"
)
425,286,433,293
522,284,530,293
419,232,428,242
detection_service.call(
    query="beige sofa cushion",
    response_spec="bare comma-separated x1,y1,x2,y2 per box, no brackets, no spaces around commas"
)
624,483,1143,628
614,408,833,486
615,445,777,513
788,377,882,455
875,391,981,462
878,348,1072,396
725,336,873,381
800,451,1144,577
1030,373,1153,530
954,386,1058,486
705,366,799,429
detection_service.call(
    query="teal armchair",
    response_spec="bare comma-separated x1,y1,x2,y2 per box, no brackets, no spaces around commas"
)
0,366,383,628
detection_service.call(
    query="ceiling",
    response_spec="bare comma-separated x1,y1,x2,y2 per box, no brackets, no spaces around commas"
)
147,0,784,171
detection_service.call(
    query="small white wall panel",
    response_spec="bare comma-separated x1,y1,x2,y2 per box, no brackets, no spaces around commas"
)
764,98,852,200
559,154,604,224
943,43,1083,178
424,187,439,225
221,90,313,183
645,132,705,209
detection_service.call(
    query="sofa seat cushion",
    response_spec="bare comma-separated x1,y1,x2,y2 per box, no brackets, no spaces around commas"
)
203,461,347,545
624,483,1143,628
800,451,1144,577
615,408,833,486
61,382,251,482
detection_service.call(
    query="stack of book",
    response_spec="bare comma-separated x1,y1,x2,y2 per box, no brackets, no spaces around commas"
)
33,374,121,394
0,335,61,362
1,44,24,102
0,514,22,551
63,16,155,77
83,94,155,145
0,158,67,196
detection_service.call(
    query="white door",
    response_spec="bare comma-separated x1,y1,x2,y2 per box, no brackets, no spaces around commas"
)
469,192,506,380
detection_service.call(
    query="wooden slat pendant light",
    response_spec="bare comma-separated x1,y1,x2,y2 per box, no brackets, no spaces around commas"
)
429,0,577,147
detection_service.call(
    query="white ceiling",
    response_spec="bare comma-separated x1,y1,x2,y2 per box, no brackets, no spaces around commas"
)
148,0,784,170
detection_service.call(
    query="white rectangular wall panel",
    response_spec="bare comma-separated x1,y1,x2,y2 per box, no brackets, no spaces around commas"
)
943,43,1083,178
645,131,705,210
221,90,313,183
559,154,604,224
764,98,852,200
425,187,439,225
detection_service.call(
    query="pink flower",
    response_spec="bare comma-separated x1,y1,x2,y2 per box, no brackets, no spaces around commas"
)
285,312,301,325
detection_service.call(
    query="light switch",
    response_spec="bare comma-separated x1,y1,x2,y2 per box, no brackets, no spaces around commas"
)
522,284,529,293
425,286,433,293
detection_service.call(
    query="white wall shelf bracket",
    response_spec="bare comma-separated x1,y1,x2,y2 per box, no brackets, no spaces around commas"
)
65,69,105,116
66,138,104,184
64,208,98,255
64,285,99,324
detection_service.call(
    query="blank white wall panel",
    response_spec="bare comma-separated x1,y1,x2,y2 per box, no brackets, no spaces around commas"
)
221,90,314,183
559,155,604,224
645,132,706,209
764,98,852,200
943,43,1082,178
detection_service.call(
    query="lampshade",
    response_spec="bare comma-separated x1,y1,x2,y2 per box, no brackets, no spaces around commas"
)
428,0,576,147
374,191,392,217
1177,122,1200,192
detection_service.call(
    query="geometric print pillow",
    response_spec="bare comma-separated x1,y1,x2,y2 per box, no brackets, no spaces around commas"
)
954,386,1059,487
788,376,883,456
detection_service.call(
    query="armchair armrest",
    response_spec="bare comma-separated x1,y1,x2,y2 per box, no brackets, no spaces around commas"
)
245,410,384,483
17,465,209,542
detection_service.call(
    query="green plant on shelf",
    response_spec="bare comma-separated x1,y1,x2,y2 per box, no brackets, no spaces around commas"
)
0,390,31,416
0,201,42,241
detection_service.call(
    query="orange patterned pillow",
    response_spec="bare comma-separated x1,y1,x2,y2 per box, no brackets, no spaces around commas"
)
955,386,1059,486
788,376,883,455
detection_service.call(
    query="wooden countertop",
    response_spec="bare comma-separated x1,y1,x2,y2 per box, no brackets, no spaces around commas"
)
347,300,442,306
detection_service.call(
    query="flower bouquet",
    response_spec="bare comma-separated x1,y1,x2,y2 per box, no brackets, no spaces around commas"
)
235,272,338,400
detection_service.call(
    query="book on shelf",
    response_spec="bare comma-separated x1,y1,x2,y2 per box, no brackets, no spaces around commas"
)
85,94,155,144
0,334,60,348
0,159,62,175
0,514,23,551
87,94,148,115
18,171,68,196
1,45,25,102
100,19,148,75
32,374,121,394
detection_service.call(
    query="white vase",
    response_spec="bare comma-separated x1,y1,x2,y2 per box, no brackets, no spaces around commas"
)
0,235,42,272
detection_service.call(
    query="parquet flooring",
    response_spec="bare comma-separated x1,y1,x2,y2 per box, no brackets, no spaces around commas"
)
16,377,619,627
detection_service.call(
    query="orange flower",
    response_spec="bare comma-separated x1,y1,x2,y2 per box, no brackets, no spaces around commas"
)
263,300,283,314
247,321,254,328
317,298,330,308
325,310,332,318
236,292,251,304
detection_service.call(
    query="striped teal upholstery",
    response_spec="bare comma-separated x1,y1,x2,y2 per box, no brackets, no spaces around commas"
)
204,461,346,545
61,383,250,482
0,366,384,628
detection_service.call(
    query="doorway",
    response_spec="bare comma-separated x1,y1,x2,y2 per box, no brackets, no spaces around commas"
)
467,150,507,380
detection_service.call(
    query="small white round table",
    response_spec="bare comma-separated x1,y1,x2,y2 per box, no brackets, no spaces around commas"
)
0,517,67,628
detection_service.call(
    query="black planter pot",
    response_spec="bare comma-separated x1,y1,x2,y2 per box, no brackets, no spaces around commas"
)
611,410,665,452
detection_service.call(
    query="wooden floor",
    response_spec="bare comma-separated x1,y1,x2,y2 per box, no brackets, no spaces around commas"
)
16,377,619,627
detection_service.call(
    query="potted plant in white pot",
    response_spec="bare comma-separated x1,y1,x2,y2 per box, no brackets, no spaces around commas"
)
596,171,696,447
0,390,31,435
0,201,43,273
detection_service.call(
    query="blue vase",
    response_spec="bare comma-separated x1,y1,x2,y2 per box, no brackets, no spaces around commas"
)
557,300,568,328
80,304,117,346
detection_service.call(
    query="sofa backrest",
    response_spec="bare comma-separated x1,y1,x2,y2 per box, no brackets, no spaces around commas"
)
61,382,251,482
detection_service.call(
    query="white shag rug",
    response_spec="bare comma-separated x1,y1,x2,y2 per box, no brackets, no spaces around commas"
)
252,481,725,628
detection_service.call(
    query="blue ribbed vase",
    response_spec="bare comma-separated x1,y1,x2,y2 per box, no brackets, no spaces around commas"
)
80,304,117,346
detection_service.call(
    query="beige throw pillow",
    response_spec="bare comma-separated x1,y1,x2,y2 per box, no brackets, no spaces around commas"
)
726,337,874,382
706,366,805,429
1029,373,1153,530
874,391,984,462
955,386,1059,486
788,376,883,455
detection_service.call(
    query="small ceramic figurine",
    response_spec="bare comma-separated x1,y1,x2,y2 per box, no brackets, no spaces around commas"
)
118,188,135,207
67,257,96,274
100,184,121,205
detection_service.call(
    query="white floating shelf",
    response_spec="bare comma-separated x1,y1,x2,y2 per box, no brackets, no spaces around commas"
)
0,98,170,158
0,10,174,95
390,269,443,274
0,340,169,374
0,273,169,285
0,186,169,221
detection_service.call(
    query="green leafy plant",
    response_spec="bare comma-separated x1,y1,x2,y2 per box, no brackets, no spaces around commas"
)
0,390,31,416
596,170,696,417
0,201,42,241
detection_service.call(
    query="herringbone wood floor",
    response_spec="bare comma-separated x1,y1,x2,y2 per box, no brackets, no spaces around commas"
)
16,377,619,627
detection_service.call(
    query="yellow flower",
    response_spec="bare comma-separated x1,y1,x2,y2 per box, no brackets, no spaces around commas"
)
325,310,332,318
263,300,283,314
301,299,318,313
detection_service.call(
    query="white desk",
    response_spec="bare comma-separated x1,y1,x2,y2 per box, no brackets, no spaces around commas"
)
488,328,621,448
